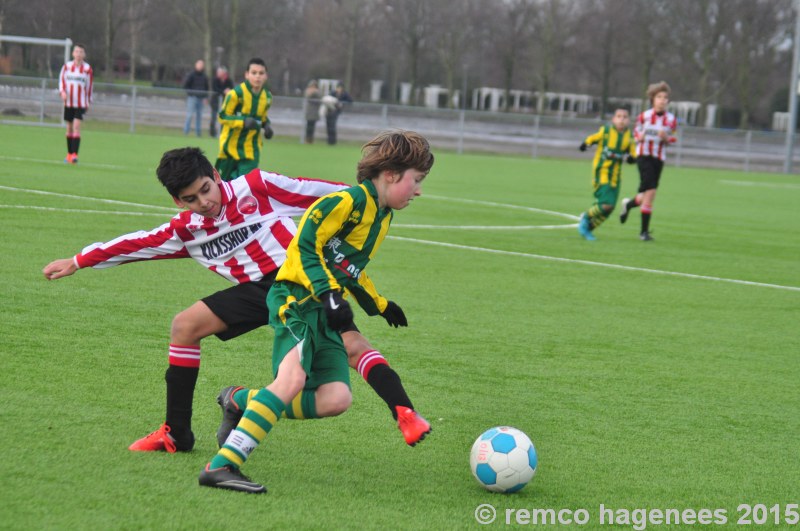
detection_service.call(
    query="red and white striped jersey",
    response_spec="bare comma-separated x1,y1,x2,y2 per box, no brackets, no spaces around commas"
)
74,169,349,284
634,109,677,161
59,60,94,108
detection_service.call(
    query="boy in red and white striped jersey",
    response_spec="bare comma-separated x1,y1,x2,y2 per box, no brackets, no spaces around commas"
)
619,81,677,241
59,43,93,164
43,147,430,452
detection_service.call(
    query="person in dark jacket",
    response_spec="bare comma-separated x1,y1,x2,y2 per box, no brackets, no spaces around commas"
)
325,82,353,145
209,66,234,137
183,59,209,137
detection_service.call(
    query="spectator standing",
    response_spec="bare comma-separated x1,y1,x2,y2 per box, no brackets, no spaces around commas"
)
303,80,322,144
209,66,234,138
183,59,209,137
325,82,353,145
59,43,93,164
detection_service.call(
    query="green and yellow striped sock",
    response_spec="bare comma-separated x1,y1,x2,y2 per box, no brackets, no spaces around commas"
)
210,388,285,470
282,390,318,419
232,388,317,419
587,205,608,229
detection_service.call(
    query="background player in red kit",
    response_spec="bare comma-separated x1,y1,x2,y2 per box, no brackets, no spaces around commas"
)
58,43,93,164
619,81,677,241
42,147,431,453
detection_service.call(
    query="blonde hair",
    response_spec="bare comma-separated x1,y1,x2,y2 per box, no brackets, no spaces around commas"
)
356,130,434,183
647,81,671,104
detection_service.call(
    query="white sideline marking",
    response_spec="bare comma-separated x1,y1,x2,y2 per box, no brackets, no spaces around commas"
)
0,155,126,170
425,194,579,220
720,179,800,190
6,187,797,292
388,235,800,293
394,194,578,229
0,185,176,211
393,223,575,230
0,204,166,217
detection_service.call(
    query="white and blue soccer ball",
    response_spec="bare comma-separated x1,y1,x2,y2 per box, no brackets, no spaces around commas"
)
470,426,537,493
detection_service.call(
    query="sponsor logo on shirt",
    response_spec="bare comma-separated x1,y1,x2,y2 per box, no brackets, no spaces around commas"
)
237,195,258,215
324,236,361,279
199,222,262,260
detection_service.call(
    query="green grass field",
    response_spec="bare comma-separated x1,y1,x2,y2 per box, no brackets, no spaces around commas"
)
1,124,798,530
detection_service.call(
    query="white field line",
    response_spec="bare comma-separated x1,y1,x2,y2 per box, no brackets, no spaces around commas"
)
388,235,800,293
0,155,127,170
5,187,797,292
0,185,176,211
424,194,579,220
393,223,575,230
0,204,167,217
719,179,800,190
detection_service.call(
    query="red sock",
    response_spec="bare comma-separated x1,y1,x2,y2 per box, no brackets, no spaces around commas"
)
168,344,201,368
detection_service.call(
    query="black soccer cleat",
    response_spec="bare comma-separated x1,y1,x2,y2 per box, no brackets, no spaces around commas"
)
198,463,266,494
619,198,632,224
640,231,654,241
216,386,245,448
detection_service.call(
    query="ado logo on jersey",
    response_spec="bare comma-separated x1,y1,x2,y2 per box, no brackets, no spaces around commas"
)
237,196,258,215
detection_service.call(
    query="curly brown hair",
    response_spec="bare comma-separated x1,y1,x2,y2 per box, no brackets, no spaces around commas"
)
647,81,671,105
356,130,434,183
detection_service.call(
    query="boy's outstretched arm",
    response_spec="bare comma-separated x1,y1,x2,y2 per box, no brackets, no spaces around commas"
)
43,258,78,280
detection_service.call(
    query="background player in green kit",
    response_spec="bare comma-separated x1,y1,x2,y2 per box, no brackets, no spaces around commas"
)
577,106,637,241
199,130,435,494
215,58,273,181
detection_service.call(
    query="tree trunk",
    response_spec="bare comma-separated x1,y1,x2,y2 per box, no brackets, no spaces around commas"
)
105,0,115,78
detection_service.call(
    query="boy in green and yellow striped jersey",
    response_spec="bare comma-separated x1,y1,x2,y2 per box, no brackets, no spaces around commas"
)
577,106,637,241
199,131,435,493
215,58,273,181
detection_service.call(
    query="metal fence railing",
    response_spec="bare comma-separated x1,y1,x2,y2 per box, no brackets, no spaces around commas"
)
1,74,799,174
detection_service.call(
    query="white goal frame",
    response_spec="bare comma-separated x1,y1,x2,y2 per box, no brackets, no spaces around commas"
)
0,35,73,126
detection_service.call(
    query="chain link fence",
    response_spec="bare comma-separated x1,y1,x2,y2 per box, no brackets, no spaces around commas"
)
2,75,798,174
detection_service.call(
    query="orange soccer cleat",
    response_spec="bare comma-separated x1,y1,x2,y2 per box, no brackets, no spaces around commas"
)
396,406,431,447
128,423,178,453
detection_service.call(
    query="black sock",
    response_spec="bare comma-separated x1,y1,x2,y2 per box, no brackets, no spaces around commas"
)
73,136,80,155
366,364,414,420
164,365,198,446
66,136,73,154
641,212,651,233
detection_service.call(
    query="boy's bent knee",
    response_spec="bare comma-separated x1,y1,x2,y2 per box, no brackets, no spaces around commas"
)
315,383,352,417
601,203,614,213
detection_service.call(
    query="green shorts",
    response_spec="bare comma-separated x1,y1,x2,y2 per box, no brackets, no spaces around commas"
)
267,281,350,391
214,156,259,182
593,183,620,207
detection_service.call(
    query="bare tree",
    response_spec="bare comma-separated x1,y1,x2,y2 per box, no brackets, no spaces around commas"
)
428,0,479,108
127,0,150,82
381,0,428,104
169,0,213,79
531,0,574,114
726,0,793,128
490,0,535,111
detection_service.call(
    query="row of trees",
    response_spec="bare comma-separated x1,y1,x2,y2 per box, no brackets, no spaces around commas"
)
0,0,795,128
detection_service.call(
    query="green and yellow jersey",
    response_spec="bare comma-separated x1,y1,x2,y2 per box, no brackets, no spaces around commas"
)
276,179,391,316
217,80,272,162
583,125,636,189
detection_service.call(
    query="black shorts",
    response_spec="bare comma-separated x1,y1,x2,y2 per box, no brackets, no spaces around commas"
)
64,107,87,121
202,271,277,341
637,156,664,192
202,271,361,341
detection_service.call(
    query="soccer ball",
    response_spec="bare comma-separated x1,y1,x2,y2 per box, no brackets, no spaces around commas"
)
470,426,537,493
